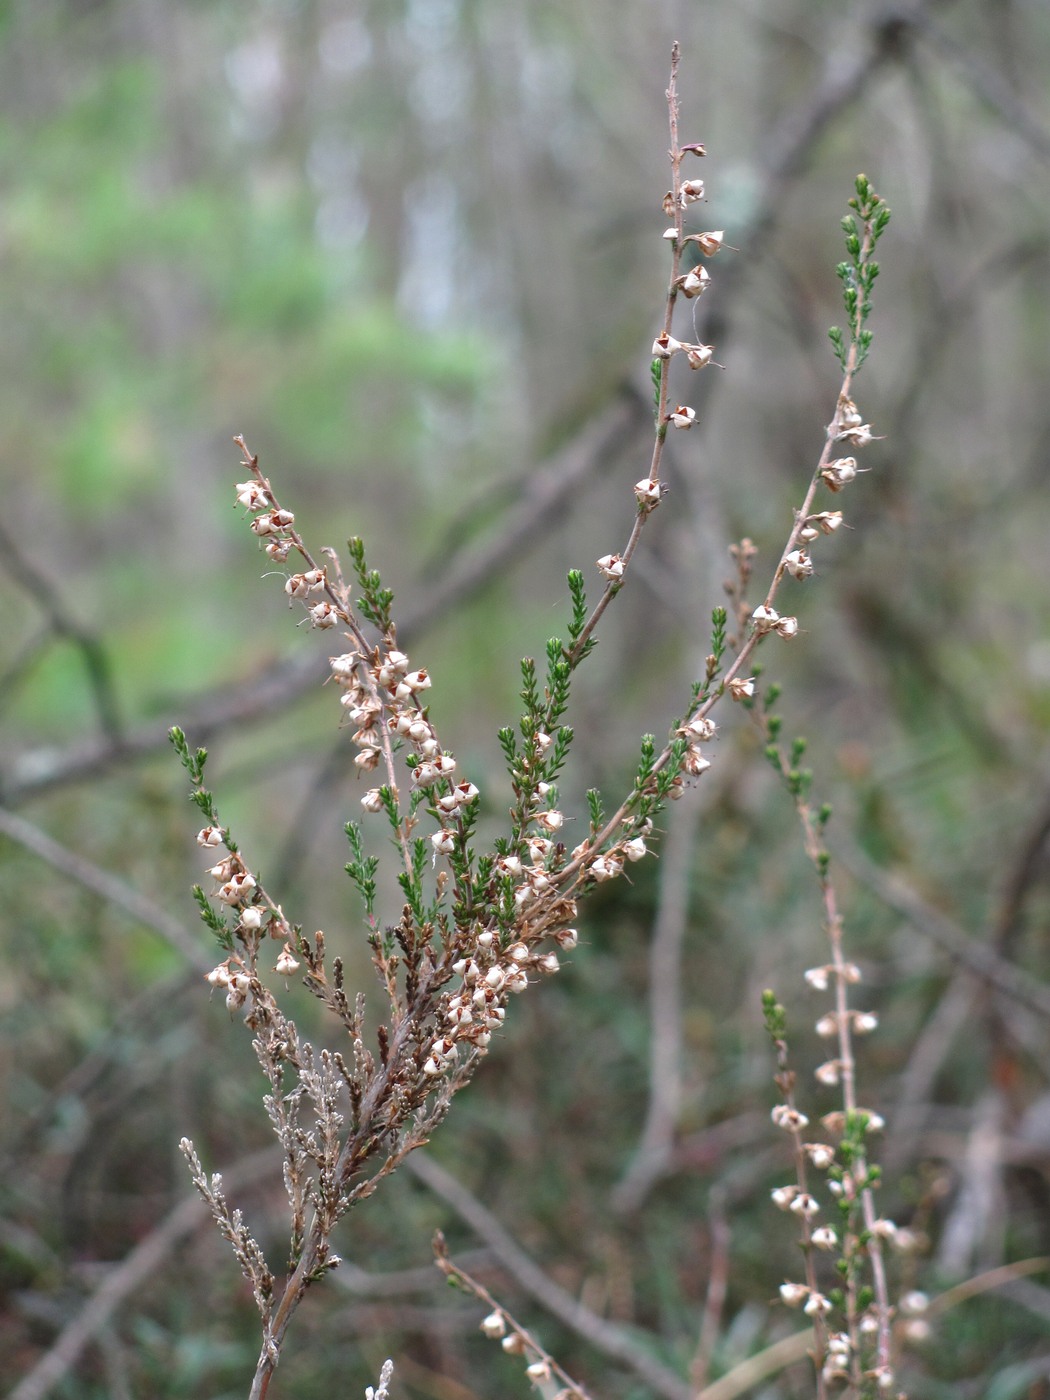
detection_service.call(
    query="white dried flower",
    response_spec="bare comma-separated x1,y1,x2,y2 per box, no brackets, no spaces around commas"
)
634,477,662,507
652,332,683,359
771,1104,809,1131
816,1013,839,1038
771,1186,797,1210
196,826,224,848
679,266,711,298
774,614,799,639
839,422,877,447
789,1193,820,1218
274,945,300,976
590,854,623,882
853,1011,879,1034
694,229,725,255
811,1226,838,1250
623,836,647,862
669,404,696,429
309,601,338,629
804,1292,832,1318
596,553,625,581
779,1282,809,1307
682,714,716,741
217,872,256,906
804,965,830,990
815,1060,841,1086
235,480,269,510
821,456,859,492
751,605,780,633
784,549,813,580
805,1142,836,1170
728,676,755,700
684,344,714,373
361,788,384,813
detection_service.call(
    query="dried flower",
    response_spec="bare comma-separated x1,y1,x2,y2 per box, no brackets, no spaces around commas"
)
597,553,625,581
821,457,859,491
634,477,662,508
684,341,714,369
751,605,780,634
235,480,270,510
652,332,683,359
309,601,338,629
780,1282,809,1307
784,549,813,580
678,266,710,298
275,945,300,976
771,1105,809,1131
669,405,696,429
789,1192,820,1218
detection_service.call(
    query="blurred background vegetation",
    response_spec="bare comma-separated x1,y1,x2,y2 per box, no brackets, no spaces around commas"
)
3,0,1050,1396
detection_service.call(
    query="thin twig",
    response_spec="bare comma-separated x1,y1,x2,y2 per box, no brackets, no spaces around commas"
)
8,1150,281,1400
408,1151,692,1400
0,805,213,972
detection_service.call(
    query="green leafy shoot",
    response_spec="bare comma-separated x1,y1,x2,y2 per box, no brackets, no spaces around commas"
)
348,536,395,632
345,820,380,921
193,884,233,951
586,787,605,837
828,174,891,374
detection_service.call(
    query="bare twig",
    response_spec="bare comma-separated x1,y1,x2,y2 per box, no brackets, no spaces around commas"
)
409,1152,692,1400
0,804,213,972
8,1150,281,1400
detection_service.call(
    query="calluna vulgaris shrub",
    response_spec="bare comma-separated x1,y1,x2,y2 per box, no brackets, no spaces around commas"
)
170,45,913,1400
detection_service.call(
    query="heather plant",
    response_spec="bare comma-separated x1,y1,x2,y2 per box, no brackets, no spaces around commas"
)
169,47,904,1400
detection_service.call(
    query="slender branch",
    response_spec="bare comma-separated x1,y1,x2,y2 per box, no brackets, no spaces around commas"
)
409,1151,692,1400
